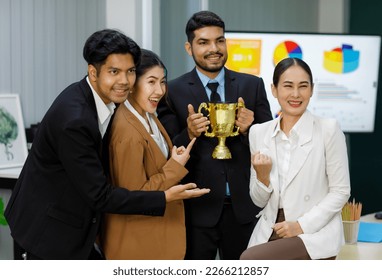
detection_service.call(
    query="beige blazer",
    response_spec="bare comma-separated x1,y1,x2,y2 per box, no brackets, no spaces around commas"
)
102,104,188,260
247,111,351,259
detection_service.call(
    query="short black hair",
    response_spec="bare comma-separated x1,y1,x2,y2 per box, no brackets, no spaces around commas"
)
136,49,167,81
83,29,141,70
273,58,313,86
185,11,225,43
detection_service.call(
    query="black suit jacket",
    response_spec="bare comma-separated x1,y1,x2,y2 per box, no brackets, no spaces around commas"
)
157,68,272,227
5,77,166,259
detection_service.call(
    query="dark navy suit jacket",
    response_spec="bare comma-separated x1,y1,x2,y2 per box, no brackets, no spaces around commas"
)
157,68,272,227
5,77,166,259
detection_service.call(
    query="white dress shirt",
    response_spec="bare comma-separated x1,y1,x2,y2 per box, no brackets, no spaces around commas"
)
86,76,116,138
247,110,351,259
274,117,302,208
124,99,169,157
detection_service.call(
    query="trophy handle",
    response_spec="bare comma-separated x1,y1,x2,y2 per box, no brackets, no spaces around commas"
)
231,101,245,136
198,102,208,114
198,102,214,137
237,100,245,109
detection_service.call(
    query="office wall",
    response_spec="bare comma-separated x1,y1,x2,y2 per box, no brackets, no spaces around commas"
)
0,0,348,127
1,0,377,214
106,0,139,41
0,0,106,128
160,0,347,80
349,0,382,214
158,0,381,214
105,0,161,53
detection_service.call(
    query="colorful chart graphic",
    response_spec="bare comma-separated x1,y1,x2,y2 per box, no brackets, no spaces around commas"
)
273,41,303,65
226,39,262,75
323,44,360,74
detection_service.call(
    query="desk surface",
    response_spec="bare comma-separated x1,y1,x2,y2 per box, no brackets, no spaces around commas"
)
336,213,382,260
0,167,22,179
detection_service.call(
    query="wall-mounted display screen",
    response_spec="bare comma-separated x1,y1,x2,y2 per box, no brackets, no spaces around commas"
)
225,31,381,132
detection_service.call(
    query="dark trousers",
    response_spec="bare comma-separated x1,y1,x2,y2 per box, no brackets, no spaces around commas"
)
185,200,256,260
15,241,104,260
240,209,336,260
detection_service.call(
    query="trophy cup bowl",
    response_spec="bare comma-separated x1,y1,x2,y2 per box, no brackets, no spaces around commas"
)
198,101,244,159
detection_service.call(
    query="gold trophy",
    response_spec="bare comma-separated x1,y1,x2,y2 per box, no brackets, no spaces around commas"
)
198,101,244,159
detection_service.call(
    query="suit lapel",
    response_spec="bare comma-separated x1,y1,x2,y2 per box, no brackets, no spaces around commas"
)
283,113,314,190
122,105,152,142
80,77,98,111
80,77,104,158
154,116,173,159
101,107,116,175
264,120,281,195
224,68,238,103
188,68,238,104
189,69,209,105
121,105,169,164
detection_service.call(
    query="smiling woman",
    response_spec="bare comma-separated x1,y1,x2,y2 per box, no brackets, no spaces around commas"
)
101,49,195,260
270,58,314,135
241,57,351,260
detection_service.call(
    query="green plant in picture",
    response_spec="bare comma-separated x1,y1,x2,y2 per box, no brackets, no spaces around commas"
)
0,106,19,161
0,197,8,226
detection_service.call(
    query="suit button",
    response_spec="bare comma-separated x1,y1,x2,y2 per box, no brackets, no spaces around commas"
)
264,215,267,221
304,195,310,201
92,217,97,223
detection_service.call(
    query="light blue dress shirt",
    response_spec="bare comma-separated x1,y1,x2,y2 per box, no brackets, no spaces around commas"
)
195,68,230,196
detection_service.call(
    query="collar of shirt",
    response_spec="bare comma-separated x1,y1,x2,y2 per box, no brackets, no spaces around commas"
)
272,117,283,138
271,110,310,142
196,68,225,102
124,99,151,133
86,76,116,138
124,99,169,157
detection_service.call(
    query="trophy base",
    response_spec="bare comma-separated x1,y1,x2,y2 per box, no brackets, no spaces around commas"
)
212,146,232,159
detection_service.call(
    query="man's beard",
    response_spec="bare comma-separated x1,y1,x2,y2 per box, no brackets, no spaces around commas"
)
192,53,227,73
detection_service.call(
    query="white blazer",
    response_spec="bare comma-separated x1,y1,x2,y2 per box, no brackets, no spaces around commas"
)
247,111,351,259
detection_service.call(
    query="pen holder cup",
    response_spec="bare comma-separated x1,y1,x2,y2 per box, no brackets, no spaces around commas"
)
342,220,360,244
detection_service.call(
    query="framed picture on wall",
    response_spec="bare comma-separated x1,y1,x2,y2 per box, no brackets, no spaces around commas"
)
0,94,28,169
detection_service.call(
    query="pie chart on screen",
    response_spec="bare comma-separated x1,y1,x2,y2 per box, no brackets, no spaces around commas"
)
323,44,360,73
273,41,303,65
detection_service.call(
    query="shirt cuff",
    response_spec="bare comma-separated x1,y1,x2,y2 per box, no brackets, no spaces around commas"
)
256,179,273,193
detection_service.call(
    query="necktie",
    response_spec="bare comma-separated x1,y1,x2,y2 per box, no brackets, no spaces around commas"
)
207,82,220,102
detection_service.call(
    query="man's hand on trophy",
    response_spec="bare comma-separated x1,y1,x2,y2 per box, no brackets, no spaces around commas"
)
187,104,210,139
235,97,254,134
